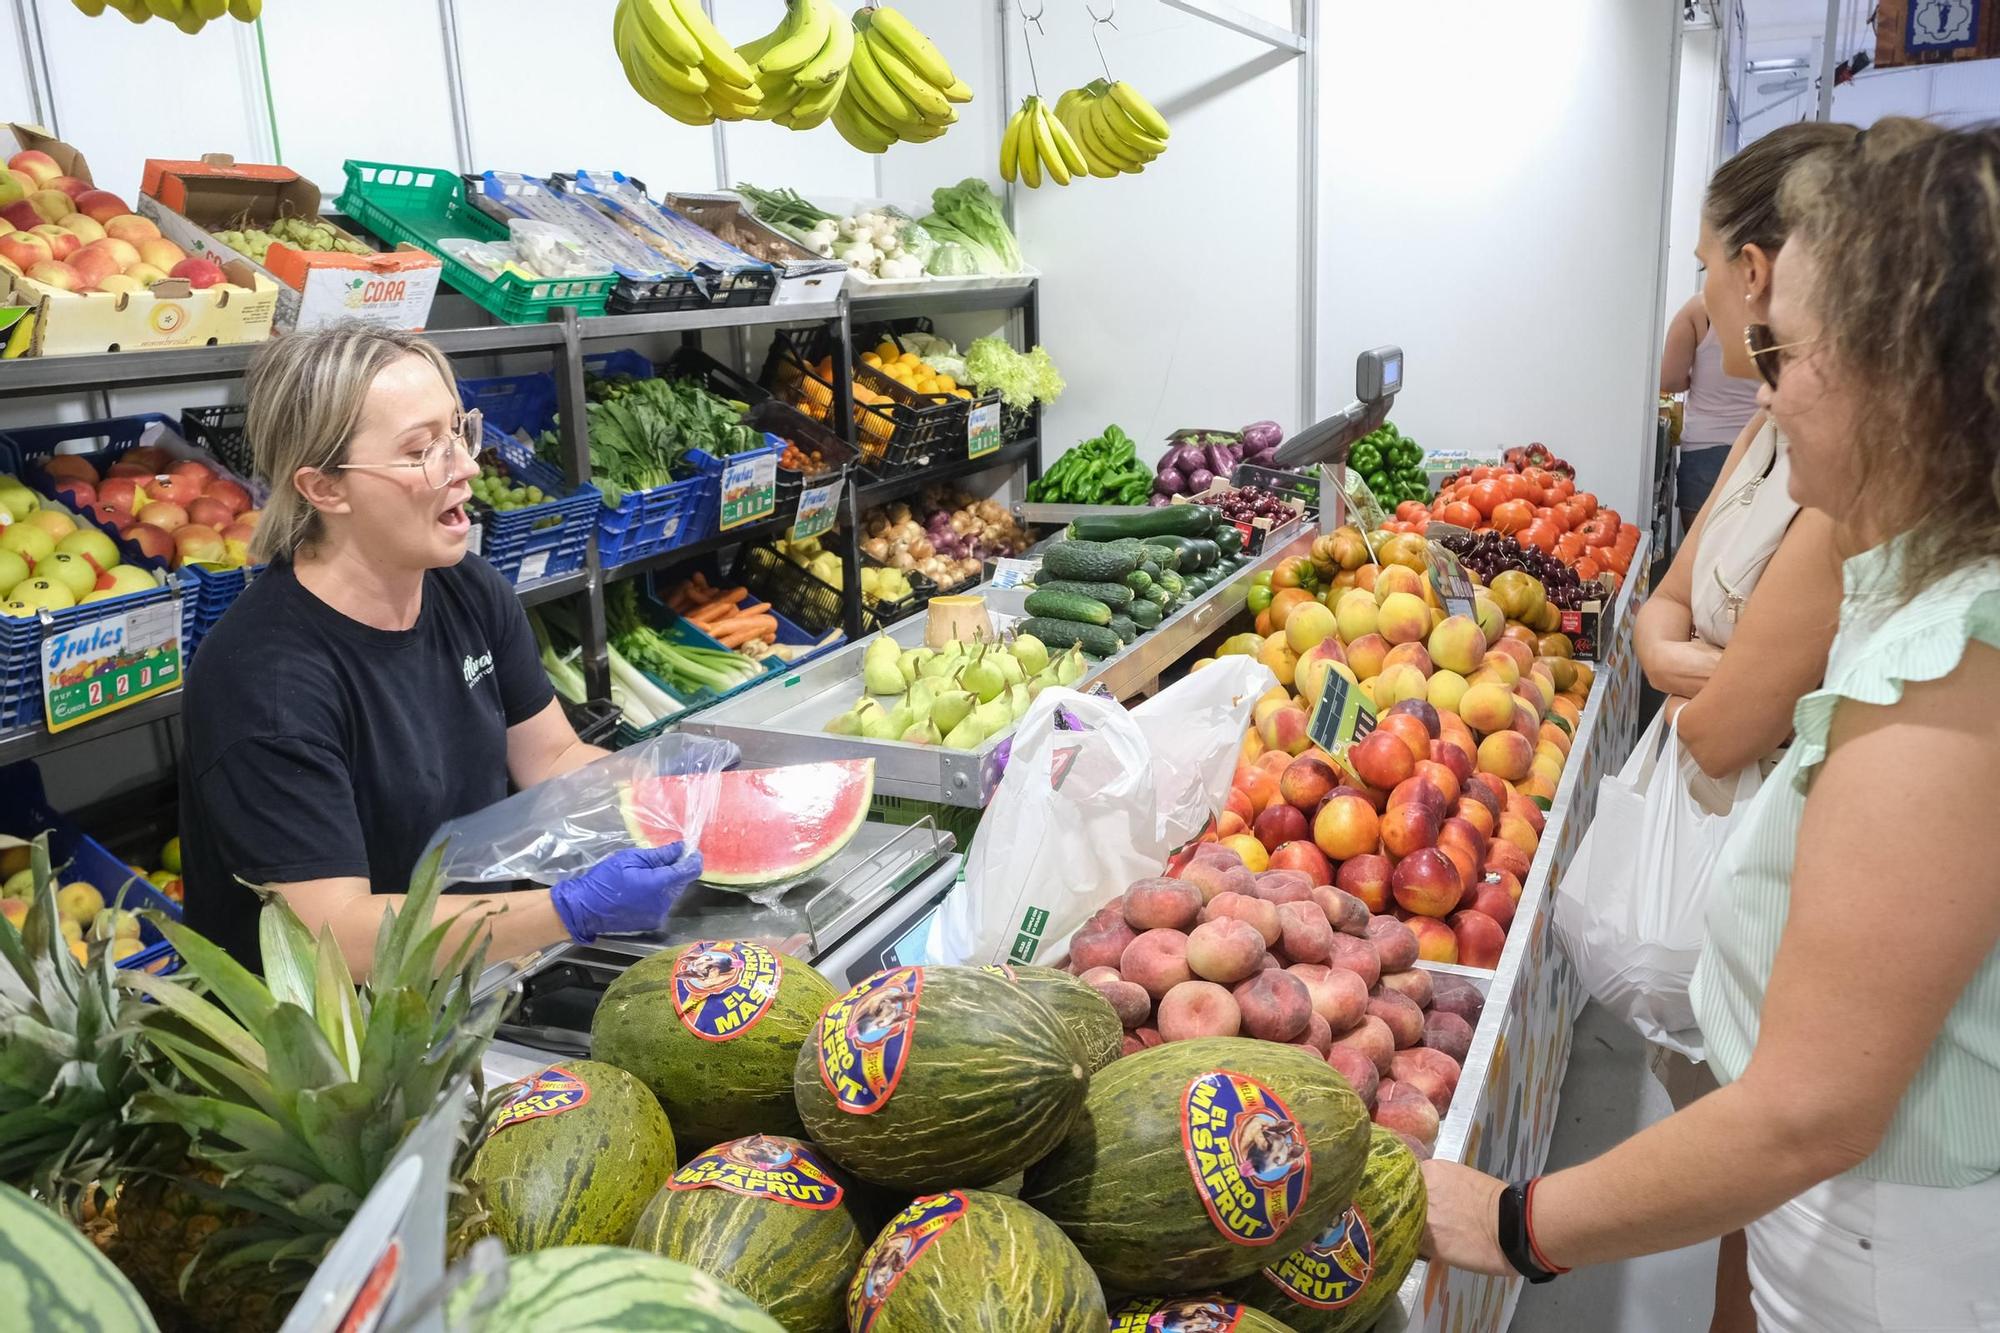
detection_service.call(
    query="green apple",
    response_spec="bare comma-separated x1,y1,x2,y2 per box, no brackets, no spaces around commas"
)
55,526,119,573
0,548,26,594
41,550,96,598
100,565,157,595
8,577,73,611
0,523,54,565
0,482,40,523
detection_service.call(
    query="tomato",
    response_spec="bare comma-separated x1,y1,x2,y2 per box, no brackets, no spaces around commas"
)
1491,498,1535,534
1524,467,1555,495
1547,476,1575,502
1471,466,1497,483
1555,533,1586,561
1397,500,1430,524
1578,516,1616,548
1574,556,1601,580
1604,545,1632,576
1469,479,1508,518
1438,500,1481,530
1505,473,1540,504
1571,491,1598,521
1597,507,1623,532
1518,521,1560,554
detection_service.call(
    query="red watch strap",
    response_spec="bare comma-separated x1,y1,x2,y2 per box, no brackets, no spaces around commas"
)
1523,1177,1572,1275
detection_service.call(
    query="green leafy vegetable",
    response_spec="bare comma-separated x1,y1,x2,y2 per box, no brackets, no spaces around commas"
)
537,374,762,507
964,336,1064,411
922,179,1023,275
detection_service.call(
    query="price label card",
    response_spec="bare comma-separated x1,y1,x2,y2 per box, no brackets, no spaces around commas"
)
465,516,483,556
967,400,1002,459
720,453,778,530
1425,541,1478,619
989,557,1041,589
1307,670,1377,759
1336,466,1388,558
517,549,551,585
790,477,843,542
1421,446,1500,472
42,598,182,732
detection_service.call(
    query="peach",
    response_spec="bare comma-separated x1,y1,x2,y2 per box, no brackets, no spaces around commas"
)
1123,877,1204,932
1430,975,1486,1028
1439,710,1479,759
1373,662,1430,709
1258,634,1299,688
1328,931,1384,988
1391,848,1462,917
1069,914,1139,973
1179,853,1256,905
1326,1043,1380,1109
1373,563,1423,601
1376,591,1430,645
1382,643,1434,682
26,258,79,290
1253,868,1315,906
1121,928,1194,1000
1386,697,1442,737
1135,1025,1163,1047
1252,802,1309,853
1335,852,1392,915
1426,614,1487,674
0,231,51,270
7,150,60,185
1285,600,1338,655
1429,739,1474,789
1080,968,1152,1025
1457,681,1518,735
1484,838,1532,882
1466,771,1509,818
1427,667,1470,715
27,189,73,223
103,215,161,245
1390,1047,1462,1115
1437,840,1479,899
1220,834,1270,873
1514,673,1550,718
1295,640,1353,708
1344,632,1389,679
1387,774,1447,822
1303,1010,1334,1056
1476,730,1533,782
1234,968,1313,1042
1474,649,1522,687
1224,786,1255,826
1436,815,1488,867
1530,742,1567,790
1312,793,1380,862
1364,913,1416,974
1490,635,1535,674
1512,696,1543,743
1367,987,1425,1048
1412,759,1461,807
1331,1012,1397,1075
1406,916,1459,964
1348,729,1416,790
1506,790,1547,836
1277,900,1336,963
1288,962,1370,1031
1203,891,1282,947
29,225,77,260
1496,812,1540,859
1449,909,1507,969
137,238,187,272
1278,753,1341,811
1376,966,1434,1009
1374,1083,1441,1144
1452,795,1496,840
1423,1010,1475,1065
1257,703,1310,757
1376,711,1432,766
1378,803,1439,859
1538,719,1573,757
1216,812,1249,839
1157,979,1242,1042
1311,885,1371,937
1333,588,1379,643
1237,762,1281,815
1267,840,1333,887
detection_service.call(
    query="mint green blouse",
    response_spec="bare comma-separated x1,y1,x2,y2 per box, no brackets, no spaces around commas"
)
1691,540,2000,1187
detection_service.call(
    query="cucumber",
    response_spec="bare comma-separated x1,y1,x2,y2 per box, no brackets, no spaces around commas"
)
1214,524,1244,557
1107,614,1138,644
1024,588,1113,626
1188,538,1221,569
1127,599,1162,629
1067,505,1219,541
1138,558,1163,581
1125,569,1153,595
1040,540,1140,582
1141,535,1208,570
1018,616,1123,660
1036,579,1134,608
1155,569,1184,597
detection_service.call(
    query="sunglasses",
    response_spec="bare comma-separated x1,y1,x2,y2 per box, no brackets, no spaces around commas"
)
1744,324,1819,389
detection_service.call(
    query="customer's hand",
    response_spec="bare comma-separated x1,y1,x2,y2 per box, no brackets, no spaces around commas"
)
1418,1159,1513,1276
549,842,703,943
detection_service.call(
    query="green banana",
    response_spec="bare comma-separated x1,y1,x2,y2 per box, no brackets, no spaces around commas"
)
71,0,109,14
226,0,258,18
867,4,954,89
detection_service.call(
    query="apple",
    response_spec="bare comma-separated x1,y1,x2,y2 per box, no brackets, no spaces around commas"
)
26,259,80,291
7,577,73,612
203,478,251,516
7,150,62,186
0,231,51,271
69,247,124,291
29,225,78,261
27,190,74,224
23,510,75,543
185,496,232,530
46,175,90,200
89,503,130,532
0,481,41,523
233,508,261,531
100,565,160,595
123,262,169,287
122,446,172,472
40,551,97,599
149,472,206,507
137,238,186,271
0,200,41,233
103,215,160,246
221,521,255,566
79,236,139,271
97,477,147,513
0,549,27,594
137,501,188,532
167,458,215,485
0,217,11,237
55,528,119,574
122,523,175,563
74,190,130,224
107,461,154,479
0,522,55,565
58,213,105,244
168,257,224,291
173,524,226,567
0,172,24,208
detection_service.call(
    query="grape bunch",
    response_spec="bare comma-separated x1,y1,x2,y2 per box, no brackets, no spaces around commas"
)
471,464,561,530
214,216,372,265
1435,529,1607,610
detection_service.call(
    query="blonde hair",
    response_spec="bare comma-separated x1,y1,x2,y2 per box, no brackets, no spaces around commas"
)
244,323,457,564
1781,118,2000,601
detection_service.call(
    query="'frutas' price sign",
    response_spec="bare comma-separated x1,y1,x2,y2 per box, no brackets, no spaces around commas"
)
967,400,1002,459
1425,541,1477,619
791,478,843,542
720,453,778,530
42,599,181,732
1307,670,1377,758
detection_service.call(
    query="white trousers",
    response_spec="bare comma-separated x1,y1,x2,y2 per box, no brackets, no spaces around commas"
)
1746,1170,2000,1331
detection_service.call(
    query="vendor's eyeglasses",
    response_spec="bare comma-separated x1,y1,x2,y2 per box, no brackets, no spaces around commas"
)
335,409,486,490
1744,324,1819,389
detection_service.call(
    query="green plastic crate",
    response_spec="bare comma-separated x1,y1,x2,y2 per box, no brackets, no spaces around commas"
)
338,160,614,324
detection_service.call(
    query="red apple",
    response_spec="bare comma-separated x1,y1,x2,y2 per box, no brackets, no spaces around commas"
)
6,150,61,186
0,200,42,234
74,190,130,224
56,479,96,511
148,472,206,507
136,501,188,532
26,259,79,290
123,522,175,563
97,477,147,512
47,175,89,200
173,524,226,567
0,230,51,271
41,453,97,485
168,257,225,290
202,477,251,516
185,496,232,530
29,225,78,261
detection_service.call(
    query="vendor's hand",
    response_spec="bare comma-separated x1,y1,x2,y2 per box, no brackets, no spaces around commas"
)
1418,1160,1513,1277
549,842,703,944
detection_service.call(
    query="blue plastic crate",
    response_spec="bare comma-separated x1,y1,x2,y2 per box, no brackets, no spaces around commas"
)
474,431,602,587
0,571,184,731
683,433,784,545
0,762,182,974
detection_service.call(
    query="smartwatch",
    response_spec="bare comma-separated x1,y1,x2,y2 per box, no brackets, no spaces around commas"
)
1497,1180,1563,1283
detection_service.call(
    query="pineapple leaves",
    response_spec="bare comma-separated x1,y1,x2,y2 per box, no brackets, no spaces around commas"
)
312,927,364,1079
293,1081,381,1195
261,1002,350,1122
377,842,450,984
130,1090,323,1180
257,894,319,1013
117,967,267,1073
150,912,278,1045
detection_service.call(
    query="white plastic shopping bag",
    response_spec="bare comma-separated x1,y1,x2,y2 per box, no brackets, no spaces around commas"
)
930,656,1275,966
1555,710,1760,1057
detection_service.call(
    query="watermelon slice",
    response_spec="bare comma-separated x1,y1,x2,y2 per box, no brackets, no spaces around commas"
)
622,759,876,887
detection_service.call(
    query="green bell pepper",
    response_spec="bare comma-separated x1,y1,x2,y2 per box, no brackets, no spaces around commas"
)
1349,442,1382,473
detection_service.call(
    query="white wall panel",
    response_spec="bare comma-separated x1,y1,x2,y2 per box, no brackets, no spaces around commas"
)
0,5,33,129
1315,1,1679,517
1667,26,1724,309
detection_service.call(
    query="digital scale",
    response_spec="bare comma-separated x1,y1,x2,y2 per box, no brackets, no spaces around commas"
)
473,819,964,1084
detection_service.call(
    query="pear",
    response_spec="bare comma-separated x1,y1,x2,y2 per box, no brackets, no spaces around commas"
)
905,679,937,721
994,651,1027,688
1056,644,1088,686
919,648,962,680
823,699,871,735
942,714,988,750
1011,632,1050,676
1032,663,1060,690
857,698,900,740
930,689,975,735
901,719,943,746
970,697,1012,737
883,697,917,736
863,638,906,695
961,654,1006,704
1005,681,1032,721
898,646,935,684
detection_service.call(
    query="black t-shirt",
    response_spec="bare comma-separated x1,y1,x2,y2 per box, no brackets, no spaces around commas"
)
179,555,555,969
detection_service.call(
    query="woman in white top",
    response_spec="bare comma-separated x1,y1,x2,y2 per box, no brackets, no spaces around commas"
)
1421,118,2000,1333
1662,293,1764,531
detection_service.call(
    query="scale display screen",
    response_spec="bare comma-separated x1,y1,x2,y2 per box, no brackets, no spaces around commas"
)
1357,345,1404,402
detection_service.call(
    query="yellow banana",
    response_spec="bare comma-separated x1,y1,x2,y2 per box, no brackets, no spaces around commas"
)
1068,105,1121,178
901,116,947,143
71,0,109,14
706,74,765,119
999,107,1024,183
1100,102,1167,157
867,5,954,89
226,0,258,18
146,0,184,18
618,11,717,124
867,29,950,122
629,0,703,68
175,10,206,30
192,0,225,18
941,78,973,105
110,0,151,21
793,7,854,88
1044,104,1087,178
3,313,36,360
666,0,753,87
1109,79,1171,140
1079,96,1143,171
784,66,846,128
1018,103,1044,188
756,0,831,76
847,23,918,129
1030,102,1070,186
832,96,894,153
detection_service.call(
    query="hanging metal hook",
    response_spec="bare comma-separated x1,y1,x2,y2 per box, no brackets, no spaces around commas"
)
1017,0,1047,94
1086,0,1118,80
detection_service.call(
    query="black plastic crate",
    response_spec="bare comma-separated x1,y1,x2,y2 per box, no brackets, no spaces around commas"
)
761,326,961,475
180,404,255,482
748,400,859,513
740,544,844,636
561,697,622,747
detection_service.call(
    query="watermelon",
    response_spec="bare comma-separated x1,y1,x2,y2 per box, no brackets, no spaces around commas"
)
0,1183,160,1332
469,1059,677,1252
846,1189,1105,1332
446,1244,783,1331
1224,1126,1426,1332
594,941,836,1149
631,1135,867,1333
622,758,875,886
792,965,1090,1191
1020,1037,1372,1293
1108,1294,1297,1332
981,962,1124,1073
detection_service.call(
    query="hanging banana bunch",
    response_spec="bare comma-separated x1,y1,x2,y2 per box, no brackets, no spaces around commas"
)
833,5,973,154
1049,78,1169,179
1000,95,1085,188
82,0,260,30
736,0,854,131
613,0,761,126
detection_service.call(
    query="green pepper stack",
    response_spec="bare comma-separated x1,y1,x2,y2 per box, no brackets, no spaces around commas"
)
1027,424,1153,505
1349,421,1431,508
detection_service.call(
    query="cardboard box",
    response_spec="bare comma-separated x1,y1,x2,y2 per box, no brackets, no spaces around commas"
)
3,122,94,187
137,154,440,331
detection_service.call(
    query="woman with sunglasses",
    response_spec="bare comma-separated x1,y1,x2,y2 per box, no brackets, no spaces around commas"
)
1425,119,2000,1332
179,324,701,979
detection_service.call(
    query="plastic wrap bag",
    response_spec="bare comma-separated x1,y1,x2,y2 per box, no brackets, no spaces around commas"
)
929,656,1275,966
508,218,613,278
425,732,738,889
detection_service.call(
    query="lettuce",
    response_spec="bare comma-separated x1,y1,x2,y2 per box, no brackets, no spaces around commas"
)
965,336,1064,410
923,179,1023,274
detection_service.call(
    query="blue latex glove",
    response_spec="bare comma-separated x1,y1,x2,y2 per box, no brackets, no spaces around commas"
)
550,842,703,943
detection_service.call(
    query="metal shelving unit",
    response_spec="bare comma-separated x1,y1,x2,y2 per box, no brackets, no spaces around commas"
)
0,270,1045,764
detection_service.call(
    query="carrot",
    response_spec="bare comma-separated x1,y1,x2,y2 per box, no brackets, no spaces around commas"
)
688,599,742,627
717,623,779,649
710,615,779,644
